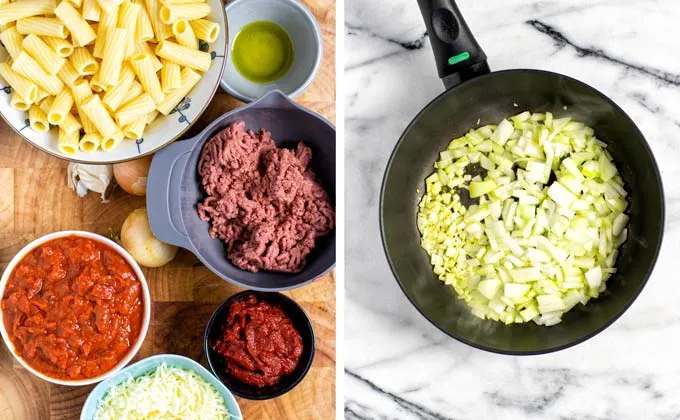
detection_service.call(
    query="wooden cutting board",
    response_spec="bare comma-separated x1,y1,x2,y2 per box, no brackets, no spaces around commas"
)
0,0,336,418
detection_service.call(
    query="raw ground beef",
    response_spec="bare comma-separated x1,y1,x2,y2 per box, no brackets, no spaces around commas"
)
197,121,335,273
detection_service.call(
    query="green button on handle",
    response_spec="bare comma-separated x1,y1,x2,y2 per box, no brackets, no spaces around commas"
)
448,51,471,65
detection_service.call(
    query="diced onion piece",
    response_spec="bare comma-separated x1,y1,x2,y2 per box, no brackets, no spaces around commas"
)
417,111,628,326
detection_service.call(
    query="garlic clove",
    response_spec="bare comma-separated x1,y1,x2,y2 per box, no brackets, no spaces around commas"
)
67,163,115,202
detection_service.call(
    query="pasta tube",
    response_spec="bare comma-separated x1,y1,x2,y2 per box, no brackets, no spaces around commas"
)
0,26,25,60
81,94,119,138
38,96,54,113
17,17,69,39
35,88,49,103
0,0,55,26
22,34,66,75
10,93,31,111
100,27,128,86
160,0,205,3
79,132,102,151
96,0,124,13
11,52,64,95
123,115,146,139
145,0,172,41
157,67,200,115
130,52,164,104
115,92,155,126
120,80,143,108
160,58,180,92
135,0,154,42
171,19,197,49
59,112,82,135
82,0,102,21
0,62,39,102
145,110,158,125
55,1,97,47
44,36,74,57
58,127,80,155
57,61,80,85
90,71,108,92
48,90,75,125
118,1,141,58
155,40,211,72
134,41,162,71
70,46,98,75
189,19,219,43
93,8,118,58
102,63,135,111
29,104,49,132
101,131,124,151
159,3,210,25
71,79,98,133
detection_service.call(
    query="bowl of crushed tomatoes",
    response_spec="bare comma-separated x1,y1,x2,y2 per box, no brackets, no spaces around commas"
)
204,290,316,400
0,231,151,386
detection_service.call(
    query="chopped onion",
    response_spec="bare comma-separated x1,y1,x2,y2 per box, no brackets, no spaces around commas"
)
417,112,629,326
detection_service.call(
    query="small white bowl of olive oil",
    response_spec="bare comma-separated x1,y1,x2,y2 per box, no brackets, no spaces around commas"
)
222,0,323,102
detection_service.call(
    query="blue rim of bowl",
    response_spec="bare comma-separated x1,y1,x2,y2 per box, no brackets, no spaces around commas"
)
0,1,229,165
80,354,242,419
220,0,323,103
203,290,316,399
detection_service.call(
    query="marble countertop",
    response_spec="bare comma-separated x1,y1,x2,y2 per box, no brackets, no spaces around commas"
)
344,0,680,418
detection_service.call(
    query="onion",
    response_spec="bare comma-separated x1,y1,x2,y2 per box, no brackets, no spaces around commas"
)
418,112,629,326
121,208,178,268
114,156,152,196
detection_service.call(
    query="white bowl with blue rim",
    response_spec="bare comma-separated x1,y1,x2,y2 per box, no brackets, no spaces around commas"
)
0,0,228,164
222,0,323,102
80,354,242,420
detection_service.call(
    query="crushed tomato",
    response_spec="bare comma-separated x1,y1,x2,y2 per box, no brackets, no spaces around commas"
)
1,236,144,380
214,295,303,387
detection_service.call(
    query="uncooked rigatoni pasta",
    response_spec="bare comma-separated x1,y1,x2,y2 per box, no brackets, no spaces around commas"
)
43,36,74,57
155,40,210,71
12,51,64,95
0,27,25,60
29,105,49,132
10,93,31,111
0,0,221,153
22,34,66,75
17,17,69,39
54,1,97,46
130,52,164,104
48,90,74,124
0,0,55,26
58,126,80,154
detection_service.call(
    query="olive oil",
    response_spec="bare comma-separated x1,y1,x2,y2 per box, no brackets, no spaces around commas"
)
232,21,295,84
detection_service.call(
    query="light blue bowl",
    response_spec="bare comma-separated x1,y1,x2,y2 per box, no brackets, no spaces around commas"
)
221,0,323,102
80,354,242,420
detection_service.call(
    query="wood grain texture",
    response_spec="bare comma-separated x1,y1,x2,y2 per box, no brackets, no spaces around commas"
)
0,0,336,418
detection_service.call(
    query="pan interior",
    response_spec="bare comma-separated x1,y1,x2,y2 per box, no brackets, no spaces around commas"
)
381,70,663,354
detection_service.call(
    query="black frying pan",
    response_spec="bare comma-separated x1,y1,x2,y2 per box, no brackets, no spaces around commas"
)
380,0,664,354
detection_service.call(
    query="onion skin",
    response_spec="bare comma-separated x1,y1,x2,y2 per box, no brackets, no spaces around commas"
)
114,156,152,196
121,208,178,268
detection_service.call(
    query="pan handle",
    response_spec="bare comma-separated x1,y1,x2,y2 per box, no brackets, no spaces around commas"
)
417,0,490,89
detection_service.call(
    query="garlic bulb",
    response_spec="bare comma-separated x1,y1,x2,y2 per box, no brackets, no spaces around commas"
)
67,163,115,202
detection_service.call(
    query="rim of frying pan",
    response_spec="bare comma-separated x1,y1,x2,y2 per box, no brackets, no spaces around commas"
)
379,68,665,355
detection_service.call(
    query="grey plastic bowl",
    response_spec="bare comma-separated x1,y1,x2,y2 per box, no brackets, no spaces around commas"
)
146,90,336,291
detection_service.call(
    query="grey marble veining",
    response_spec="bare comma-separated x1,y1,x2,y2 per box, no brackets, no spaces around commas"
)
344,1,680,418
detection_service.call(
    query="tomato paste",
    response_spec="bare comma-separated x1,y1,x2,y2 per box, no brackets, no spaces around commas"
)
1,236,144,380
214,295,303,387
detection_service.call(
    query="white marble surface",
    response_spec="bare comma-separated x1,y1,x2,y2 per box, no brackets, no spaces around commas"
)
344,1,680,418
